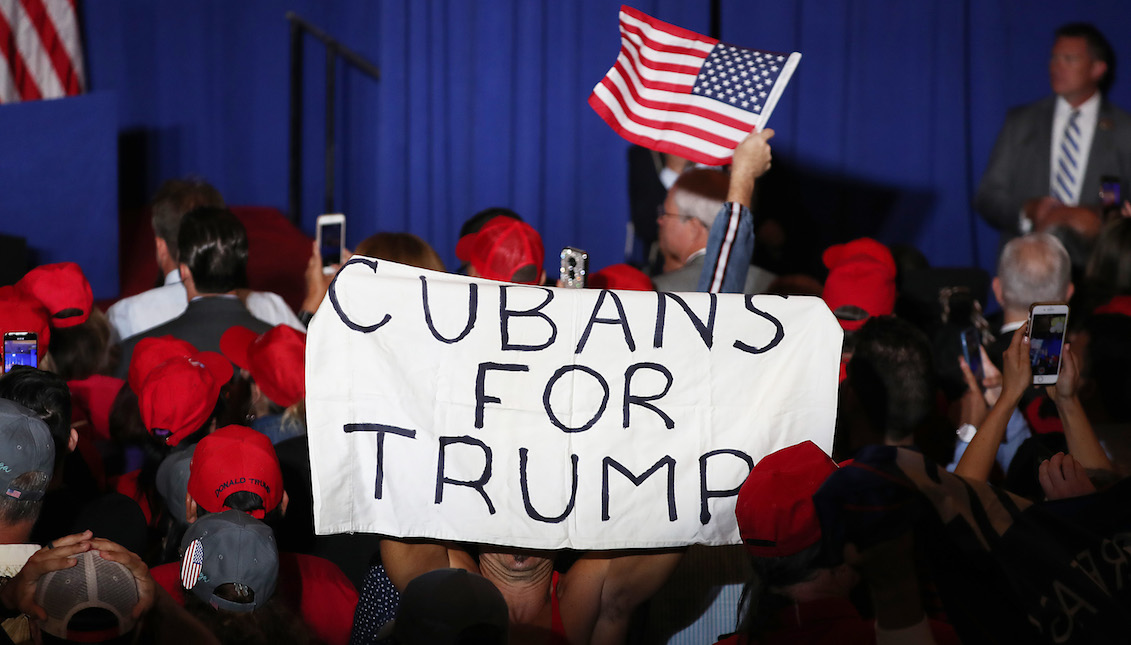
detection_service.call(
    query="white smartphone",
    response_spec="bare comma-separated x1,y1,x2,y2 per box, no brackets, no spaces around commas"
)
316,213,346,275
1027,303,1069,385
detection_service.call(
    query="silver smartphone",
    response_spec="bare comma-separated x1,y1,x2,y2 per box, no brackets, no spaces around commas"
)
1028,303,1069,385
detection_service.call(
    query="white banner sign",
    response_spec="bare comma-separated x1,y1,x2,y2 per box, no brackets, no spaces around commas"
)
306,258,842,550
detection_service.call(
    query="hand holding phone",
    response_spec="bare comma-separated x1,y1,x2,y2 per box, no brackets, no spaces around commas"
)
959,327,983,383
1028,303,1069,385
316,214,346,275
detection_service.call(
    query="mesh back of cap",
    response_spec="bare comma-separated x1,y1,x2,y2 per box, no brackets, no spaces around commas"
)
36,551,139,641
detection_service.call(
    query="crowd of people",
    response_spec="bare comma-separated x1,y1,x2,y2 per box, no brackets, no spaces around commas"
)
0,19,1129,645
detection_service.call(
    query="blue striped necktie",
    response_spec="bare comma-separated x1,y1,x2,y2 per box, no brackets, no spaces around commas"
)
1053,110,1081,204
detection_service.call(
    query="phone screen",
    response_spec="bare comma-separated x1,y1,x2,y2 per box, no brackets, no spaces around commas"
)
1101,177,1121,206
1029,313,1067,378
960,327,982,381
320,221,343,267
3,335,37,373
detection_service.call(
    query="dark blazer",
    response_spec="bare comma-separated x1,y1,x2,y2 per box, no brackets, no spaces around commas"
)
115,296,273,379
974,95,1131,241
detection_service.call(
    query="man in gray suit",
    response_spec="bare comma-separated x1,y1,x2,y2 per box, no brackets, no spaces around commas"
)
975,23,1131,246
651,168,775,293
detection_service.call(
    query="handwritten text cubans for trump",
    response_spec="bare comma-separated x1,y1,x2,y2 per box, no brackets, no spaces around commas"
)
305,259,841,550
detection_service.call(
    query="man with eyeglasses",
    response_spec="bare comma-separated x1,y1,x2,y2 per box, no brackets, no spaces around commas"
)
651,141,777,294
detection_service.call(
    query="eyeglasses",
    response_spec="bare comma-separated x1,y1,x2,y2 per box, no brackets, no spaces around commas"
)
656,206,689,221
656,206,702,226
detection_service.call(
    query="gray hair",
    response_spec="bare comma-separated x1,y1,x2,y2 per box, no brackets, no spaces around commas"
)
670,168,729,228
997,233,1072,310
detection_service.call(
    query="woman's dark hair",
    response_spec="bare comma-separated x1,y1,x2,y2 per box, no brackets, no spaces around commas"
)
182,588,313,645
1085,217,1131,299
734,542,822,639
177,207,250,294
355,232,446,272
47,308,115,380
0,366,72,472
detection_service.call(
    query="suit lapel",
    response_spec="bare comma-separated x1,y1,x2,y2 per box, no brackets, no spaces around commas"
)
1082,100,1118,201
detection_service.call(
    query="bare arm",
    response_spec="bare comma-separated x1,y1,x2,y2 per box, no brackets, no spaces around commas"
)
955,325,1030,481
378,538,477,591
1048,344,1113,472
726,128,774,207
562,549,685,645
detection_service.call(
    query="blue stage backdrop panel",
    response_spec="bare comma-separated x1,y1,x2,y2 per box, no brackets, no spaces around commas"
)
79,0,1131,293
0,92,118,298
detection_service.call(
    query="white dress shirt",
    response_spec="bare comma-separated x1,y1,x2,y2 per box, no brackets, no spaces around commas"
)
107,270,303,342
1050,92,1101,206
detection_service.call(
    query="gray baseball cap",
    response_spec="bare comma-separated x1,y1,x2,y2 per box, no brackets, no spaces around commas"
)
179,509,278,613
0,398,54,500
156,444,195,526
35,550,139,641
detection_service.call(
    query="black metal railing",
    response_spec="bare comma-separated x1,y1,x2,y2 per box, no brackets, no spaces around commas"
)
286,12,381,224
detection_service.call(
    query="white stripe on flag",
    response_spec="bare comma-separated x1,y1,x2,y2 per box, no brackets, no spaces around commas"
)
620,9,715,53
616,45,767,126
590,6,800,166
591,83,737,163
605,58,752,139
0,1,20,103
44,0,84,91
13,3,63,99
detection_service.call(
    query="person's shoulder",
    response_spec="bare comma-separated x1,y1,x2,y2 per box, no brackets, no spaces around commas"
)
244,290,303,329
108,283,187,336
1100,98,1131,126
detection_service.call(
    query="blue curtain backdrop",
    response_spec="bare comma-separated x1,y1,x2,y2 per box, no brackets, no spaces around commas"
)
80,0,1131,287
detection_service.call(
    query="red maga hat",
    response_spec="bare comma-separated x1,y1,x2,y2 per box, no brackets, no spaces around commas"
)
220,325,306,409
821,238,896,332
138,352,232,446
187,425,283,519
0,287,50,361
455,217,544,284
736,441,838,558
587,264,654,291
128,336,201,394
16,262,93,328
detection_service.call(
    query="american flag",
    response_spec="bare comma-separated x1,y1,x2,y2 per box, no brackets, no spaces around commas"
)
181,539,204,590
0,0,85,104
589,5,800,166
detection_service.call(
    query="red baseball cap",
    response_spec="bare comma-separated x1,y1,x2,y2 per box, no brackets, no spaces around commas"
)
128,336,201,394
735,441,838,558
821,238,896,332
16,262,93,329
0,288,51,361
455,218,544,284
220,325,306,409
587,264,654,291
187,425,283,519
138,353,232,446
1095,295,1131,317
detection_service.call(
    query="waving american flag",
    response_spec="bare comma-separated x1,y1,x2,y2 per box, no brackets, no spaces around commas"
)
589,5,799,166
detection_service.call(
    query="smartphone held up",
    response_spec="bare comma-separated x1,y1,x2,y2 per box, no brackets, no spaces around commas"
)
3,332,37,373
1027,303,1069,385
560,247,589,289
316,214,346,275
